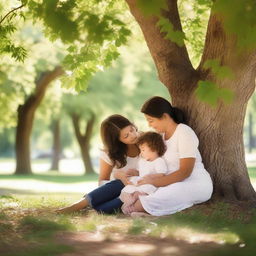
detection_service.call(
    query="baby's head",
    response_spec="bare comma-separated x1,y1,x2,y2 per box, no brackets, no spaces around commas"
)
137,132,166,161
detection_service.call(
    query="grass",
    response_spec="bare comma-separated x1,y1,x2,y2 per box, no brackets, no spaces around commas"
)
0,172,98,183
248,166,256,179
0,166,256,255
1,193,256,256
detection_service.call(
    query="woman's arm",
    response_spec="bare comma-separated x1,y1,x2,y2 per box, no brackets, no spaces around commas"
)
138,158,196,187
98,159,113,185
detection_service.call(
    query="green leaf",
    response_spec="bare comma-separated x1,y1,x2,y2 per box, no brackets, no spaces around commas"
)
195,80,234,107
157,17,185,46
137,0,168,16
219,87,234,104
195,80,219,107
203,59,234,79
213,0,256,50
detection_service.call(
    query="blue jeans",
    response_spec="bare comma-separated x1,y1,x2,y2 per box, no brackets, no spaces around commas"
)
85,179,124,214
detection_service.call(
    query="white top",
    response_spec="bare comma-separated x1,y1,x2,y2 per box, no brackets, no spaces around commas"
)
122,157,168,195
137,157,168,177
162,123,205,175
100,150,139,182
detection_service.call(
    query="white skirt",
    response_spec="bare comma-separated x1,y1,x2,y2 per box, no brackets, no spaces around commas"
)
139,169,213,216
122,184,157,194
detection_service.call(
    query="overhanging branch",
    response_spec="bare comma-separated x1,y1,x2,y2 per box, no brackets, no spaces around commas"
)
0,4,24,25
125,0,196,89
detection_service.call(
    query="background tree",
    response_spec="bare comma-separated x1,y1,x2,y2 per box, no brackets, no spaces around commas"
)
1,0,131,174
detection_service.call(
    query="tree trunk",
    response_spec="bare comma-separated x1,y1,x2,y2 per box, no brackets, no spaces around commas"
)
15,66,64,175
50,118,61,171
125,0,256,202
71,113,95,174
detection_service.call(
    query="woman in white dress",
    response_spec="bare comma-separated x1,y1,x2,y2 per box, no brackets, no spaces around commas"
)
126,96,213,216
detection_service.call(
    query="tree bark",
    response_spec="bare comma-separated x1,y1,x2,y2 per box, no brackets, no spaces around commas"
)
50,118,61,171
125,0,256,202
71,113,95,174
15,66,64,175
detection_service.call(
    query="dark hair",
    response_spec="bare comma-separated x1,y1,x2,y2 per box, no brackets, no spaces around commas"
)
141,96,186,124
101,114,133,168
137,132,166,157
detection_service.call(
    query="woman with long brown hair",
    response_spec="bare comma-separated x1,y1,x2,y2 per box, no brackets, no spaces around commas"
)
56,114,140,214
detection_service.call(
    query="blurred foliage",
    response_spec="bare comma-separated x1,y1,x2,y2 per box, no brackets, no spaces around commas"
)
1,0,131,91
0,0,27,61
0,23,64,128
1,0,255,108
178,0,211,66
0,0,256,156
213,0,256,50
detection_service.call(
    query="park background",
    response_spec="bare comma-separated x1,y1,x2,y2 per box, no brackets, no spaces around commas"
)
1,0,256,256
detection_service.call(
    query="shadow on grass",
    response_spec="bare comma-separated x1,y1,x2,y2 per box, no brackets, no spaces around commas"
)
2,215,75,256
148,202,256,256
0,173,98,183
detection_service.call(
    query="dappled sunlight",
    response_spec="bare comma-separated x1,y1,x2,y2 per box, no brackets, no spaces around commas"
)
246,153,256,168
172,227,240,245
55,230,222,256
0,158,88,175
0,179,97,194
101,242,157,255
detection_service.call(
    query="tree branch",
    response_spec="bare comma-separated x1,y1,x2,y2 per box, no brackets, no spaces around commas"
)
125,0,197,89
85,113,95,144
22,66,64,113
35,66,64,100
71,113,84,144
0,4,24,25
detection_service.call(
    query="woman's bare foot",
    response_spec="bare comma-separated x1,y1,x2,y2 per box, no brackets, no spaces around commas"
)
130,212,150,217
55,198,89,214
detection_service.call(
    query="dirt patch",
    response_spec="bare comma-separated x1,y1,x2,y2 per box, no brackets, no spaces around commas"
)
55,231,224,256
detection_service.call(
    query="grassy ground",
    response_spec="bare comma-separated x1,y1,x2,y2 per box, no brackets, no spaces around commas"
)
0,165,256,256
1,194,256,256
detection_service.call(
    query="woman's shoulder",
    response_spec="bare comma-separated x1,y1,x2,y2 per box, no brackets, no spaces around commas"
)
99,149,113,165
177,123,199,142
177,123,195,134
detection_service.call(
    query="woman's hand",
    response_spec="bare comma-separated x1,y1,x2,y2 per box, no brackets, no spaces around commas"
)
113,170,129,185
126,169,139,177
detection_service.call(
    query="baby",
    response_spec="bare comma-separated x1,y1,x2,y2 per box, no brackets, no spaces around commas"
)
120,131,168,215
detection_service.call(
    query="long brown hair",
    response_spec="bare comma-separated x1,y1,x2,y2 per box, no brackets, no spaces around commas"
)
101,114,134,168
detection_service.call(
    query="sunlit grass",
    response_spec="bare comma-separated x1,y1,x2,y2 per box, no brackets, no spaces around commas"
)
248,166,256,179
0,162,256,255
1,193,256,256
